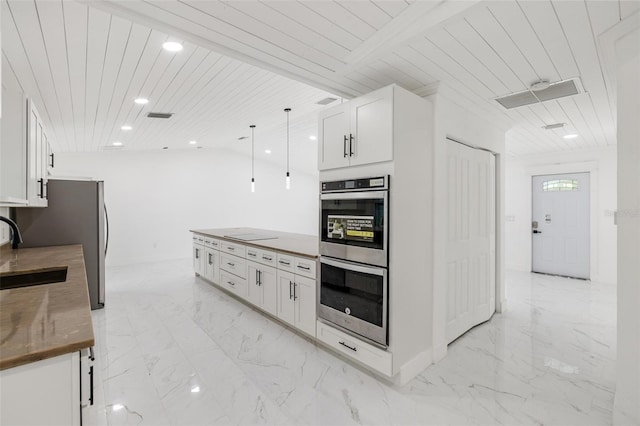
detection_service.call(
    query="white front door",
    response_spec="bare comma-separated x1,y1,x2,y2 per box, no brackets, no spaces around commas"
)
446,140,496,344
532,173,590,279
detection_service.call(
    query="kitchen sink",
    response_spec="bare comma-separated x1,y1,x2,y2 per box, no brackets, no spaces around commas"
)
0,266,68,290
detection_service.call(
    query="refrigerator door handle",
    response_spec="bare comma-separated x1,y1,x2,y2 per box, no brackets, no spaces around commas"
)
104,203,110,258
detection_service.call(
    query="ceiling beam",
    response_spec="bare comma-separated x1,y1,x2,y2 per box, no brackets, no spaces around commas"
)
340,0,484,73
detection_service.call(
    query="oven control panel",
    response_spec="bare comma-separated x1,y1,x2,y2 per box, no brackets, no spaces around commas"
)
321,175,389,193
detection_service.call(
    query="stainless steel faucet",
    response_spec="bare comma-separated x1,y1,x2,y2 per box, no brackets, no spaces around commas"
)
0,216,23,249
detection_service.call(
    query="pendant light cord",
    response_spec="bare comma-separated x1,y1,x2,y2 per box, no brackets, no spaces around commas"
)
250,125,256,181
285,108,291,176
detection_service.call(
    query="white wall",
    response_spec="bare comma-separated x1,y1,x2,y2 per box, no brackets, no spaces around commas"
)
614,25,640,425
504,147,617,284
54,148,319,266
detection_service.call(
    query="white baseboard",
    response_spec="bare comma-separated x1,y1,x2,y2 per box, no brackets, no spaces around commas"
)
394,349,433,386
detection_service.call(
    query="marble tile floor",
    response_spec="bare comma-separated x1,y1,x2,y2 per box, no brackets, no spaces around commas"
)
83,259,617,426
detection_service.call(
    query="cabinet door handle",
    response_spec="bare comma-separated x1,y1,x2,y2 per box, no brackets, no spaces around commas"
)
50,152,55,168
343,135,348,157
339,341,357,352
349,133,354,156
89,365,95,405
293,282,297,300
289,281,293,300
89,346,95,361
258,270,262,286
297,264,310,271
38,178,44,198
208,253,212,265
195,248,199,259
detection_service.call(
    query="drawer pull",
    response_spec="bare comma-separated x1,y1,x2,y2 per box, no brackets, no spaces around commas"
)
262,255,272,261
227,262,235,267
227,281,235,286
279,260,291,266
297,264,310,271
339,341,357,352
248,252,257,257
227,246,235,251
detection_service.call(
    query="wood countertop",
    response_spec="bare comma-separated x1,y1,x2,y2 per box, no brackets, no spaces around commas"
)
0,244,95,370
190,227,319,259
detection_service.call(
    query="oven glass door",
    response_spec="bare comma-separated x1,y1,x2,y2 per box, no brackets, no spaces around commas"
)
320,191,387,251
320,258,387,345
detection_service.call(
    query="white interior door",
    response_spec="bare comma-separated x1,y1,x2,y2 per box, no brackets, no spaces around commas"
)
532,173,590,279
446,140,496,344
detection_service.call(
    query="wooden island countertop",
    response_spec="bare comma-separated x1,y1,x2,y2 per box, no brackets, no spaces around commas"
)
0,244,95,370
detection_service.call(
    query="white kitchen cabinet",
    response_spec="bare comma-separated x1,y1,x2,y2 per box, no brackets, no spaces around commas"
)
318,103,350,169
276,270,316,336
318,85,393,170
247,261,277,316
220,270,248,299
27,99,49,207
192,236,205,276
0,349,95,426
316,321,392,376
204,247,220,284
220,252,247,279
0,55,28,205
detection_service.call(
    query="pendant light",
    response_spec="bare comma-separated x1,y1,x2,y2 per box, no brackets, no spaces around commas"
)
284,108,291,190
250,125,256,193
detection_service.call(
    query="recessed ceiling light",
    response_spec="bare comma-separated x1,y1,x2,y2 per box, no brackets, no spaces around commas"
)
190,386,200,393
309,135,317,141
265,149,271,154
112,141,123,146
134,98,149,105
563,133,579,139
162,41,183,52
121,125,132,131
189,140,197,145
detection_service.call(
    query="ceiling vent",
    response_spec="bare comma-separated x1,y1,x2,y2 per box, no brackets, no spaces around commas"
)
316,97,338,105
495,78,584,109
147,112,173,119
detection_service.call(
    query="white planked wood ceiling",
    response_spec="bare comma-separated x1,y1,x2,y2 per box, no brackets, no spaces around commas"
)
3,1,639,164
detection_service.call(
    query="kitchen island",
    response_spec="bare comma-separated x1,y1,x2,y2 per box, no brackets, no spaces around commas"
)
0,244,95,425
191,227,319,337
191,227,396,382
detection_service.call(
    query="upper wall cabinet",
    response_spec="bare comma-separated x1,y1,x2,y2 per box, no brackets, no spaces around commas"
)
27,100,49,207
318,85,393,170
0,56,28,205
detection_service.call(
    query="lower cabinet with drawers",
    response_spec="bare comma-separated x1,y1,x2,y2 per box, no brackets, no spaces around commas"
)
192,232,317,338
191,231,396,381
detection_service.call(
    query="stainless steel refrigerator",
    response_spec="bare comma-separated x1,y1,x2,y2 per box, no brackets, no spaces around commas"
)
15,179,108,309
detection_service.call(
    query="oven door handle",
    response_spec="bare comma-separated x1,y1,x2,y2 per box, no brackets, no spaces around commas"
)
321,257,386,276
320,190,388,201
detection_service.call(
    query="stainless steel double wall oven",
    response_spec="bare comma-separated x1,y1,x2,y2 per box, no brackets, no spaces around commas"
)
318,176,389,347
